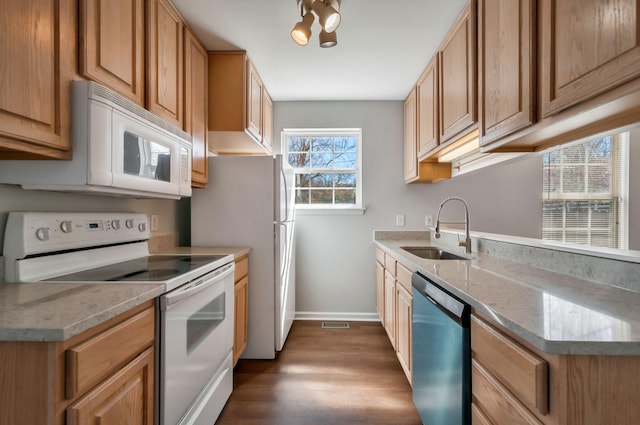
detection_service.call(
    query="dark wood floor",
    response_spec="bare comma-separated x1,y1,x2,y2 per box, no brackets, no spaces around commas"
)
215,321,422,425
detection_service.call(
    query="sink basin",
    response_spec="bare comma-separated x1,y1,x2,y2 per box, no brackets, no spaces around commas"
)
400,246,469,260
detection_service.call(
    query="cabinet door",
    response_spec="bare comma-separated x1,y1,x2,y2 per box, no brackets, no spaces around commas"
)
234,276,249,366
67,347,154,425
184,28,208,188
417,56,439,158
262,89,273,152
403,88,418,183
79,0,145,106
479,0,535,145
396,285,412,384
383,270,397,349
375,261,384,321
541,0,640,116
0,0,75,159
147,0,183,127
246,60,263,141
439,1,477,143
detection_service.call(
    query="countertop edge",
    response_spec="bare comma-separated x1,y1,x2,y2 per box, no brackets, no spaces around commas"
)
374,239,640,356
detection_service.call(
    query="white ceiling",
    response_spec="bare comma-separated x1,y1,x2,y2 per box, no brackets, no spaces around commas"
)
172,0,467,101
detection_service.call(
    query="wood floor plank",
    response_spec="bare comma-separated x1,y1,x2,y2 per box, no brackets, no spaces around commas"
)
214,321,422,425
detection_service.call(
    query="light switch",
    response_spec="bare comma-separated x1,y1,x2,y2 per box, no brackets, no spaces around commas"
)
396,214,405,226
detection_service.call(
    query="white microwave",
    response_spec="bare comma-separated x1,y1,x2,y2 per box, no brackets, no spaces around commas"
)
0,81,192,199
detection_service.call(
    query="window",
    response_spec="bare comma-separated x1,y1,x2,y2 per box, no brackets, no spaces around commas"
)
542,132,629,249
283,128,362,211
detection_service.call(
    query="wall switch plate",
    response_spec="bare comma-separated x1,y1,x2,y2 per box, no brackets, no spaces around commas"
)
396,214,405,226
425,215,433,226
151,214,159,232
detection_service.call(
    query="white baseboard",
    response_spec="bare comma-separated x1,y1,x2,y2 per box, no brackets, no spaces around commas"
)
294,311,381,322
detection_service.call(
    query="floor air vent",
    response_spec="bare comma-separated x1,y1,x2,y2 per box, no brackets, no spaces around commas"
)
321,321,350,329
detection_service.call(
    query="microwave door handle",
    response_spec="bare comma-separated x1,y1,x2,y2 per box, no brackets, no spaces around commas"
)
161,264,234,310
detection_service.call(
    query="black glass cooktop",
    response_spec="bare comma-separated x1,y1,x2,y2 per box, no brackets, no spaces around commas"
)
46,255,229,282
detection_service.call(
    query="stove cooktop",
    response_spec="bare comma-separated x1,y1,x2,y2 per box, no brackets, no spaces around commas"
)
45,255,229,282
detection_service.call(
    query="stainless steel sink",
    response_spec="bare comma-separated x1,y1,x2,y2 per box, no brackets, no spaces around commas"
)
400,246,469,260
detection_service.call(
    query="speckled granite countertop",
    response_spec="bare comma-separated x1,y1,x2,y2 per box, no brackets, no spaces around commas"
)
0,246,251,342
374,231,640,356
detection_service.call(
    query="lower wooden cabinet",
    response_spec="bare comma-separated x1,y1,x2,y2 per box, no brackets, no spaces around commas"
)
375,248,413,384
383,269,397,349
0,301,155,425
395,283,412,384
67,347,154,425
471,313,640,424
233,255,249,365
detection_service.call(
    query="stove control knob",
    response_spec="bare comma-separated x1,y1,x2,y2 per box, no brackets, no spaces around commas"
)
35,227,50,241
138,223,146,232
125,219,134,229
111,219,121,230
60,221,73,233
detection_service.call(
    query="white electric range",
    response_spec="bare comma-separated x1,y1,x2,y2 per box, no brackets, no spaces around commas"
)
3,211,235,425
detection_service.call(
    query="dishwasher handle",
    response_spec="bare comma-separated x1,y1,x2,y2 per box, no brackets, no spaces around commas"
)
412,272,470,327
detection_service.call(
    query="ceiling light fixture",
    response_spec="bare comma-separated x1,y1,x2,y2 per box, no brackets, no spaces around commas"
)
291,0,341,48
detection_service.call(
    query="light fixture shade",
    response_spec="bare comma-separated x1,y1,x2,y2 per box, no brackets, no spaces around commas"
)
291,12,314,46
312,1,341,33
326,0,341,11
319,29,337,48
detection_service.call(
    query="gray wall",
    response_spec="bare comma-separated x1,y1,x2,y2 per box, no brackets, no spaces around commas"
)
274,101,542,318
0,184,190,257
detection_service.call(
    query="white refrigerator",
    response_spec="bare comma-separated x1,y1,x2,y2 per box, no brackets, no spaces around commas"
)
191,155,296,359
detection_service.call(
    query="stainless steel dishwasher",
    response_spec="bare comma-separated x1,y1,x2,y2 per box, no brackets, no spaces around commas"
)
412,271,471,425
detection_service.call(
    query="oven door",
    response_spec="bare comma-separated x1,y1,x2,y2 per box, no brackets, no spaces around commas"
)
159,262,234,425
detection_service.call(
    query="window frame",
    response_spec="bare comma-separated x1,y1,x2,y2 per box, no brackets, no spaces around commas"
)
282,128,364,213
541,132,629,249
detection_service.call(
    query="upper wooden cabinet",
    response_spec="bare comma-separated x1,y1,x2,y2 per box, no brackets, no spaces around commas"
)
184,27,208,188
439,1,477,144
478,0,536,146
262,90,274,152
404,87,451,184
246,61,264,142
147,0,184,128
79,0,145,106
417,56,439,159
404,89,419,182
0,0,76,159
208,52,273,155
540,0,640,117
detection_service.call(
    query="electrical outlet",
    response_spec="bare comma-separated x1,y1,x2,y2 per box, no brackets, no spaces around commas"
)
396,214,405,226
151,214,159,232
425,215,433,226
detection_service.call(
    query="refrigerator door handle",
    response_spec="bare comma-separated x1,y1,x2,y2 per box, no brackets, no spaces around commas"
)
280,167,290,223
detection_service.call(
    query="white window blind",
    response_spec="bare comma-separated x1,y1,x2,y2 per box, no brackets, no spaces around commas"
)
283,128,362,209
542,133,628,249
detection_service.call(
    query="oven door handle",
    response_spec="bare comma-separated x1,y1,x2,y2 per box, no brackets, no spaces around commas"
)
161,263,234,310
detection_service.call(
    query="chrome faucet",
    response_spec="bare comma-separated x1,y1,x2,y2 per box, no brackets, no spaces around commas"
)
435,196,472,254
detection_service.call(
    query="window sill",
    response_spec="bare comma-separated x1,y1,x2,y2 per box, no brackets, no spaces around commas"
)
295,207,366,216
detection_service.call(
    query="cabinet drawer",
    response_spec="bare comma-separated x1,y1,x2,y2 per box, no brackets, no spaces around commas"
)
235,256,248,282
66,307,155,399
396,262,413,292
471,315,548,415
471,403,492,425
375,247,385,265
384,254,396,276
472,360,543,425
